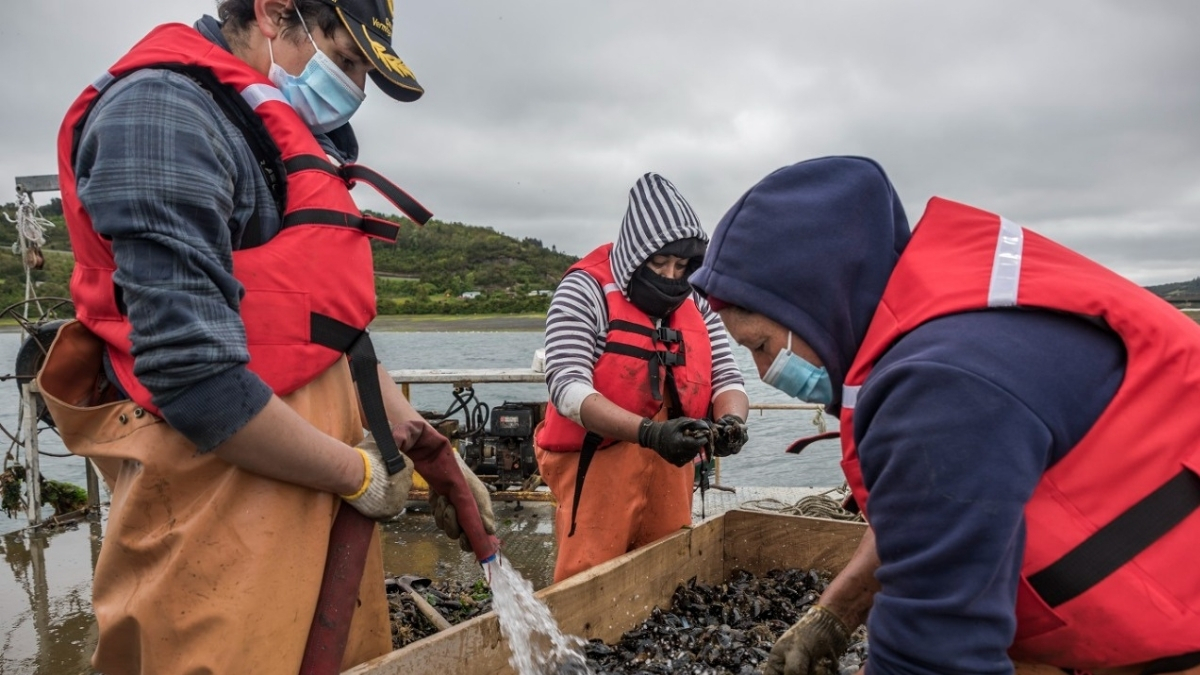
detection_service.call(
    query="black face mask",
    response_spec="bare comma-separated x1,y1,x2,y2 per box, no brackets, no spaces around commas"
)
628,265,692,319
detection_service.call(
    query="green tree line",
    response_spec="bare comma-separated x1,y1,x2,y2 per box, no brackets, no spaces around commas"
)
0,200,579,317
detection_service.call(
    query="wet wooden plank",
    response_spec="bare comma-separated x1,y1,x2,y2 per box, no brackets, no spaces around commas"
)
722,510,865,578
14,175,59,194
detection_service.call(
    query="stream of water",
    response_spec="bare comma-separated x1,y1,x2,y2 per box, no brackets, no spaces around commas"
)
484,554,591,675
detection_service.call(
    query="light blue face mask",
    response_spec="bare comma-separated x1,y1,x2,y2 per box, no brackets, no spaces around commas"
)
267,13,366,134
761,332,834,404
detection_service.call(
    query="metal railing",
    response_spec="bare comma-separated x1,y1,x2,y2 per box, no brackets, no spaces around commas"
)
389,368,829,499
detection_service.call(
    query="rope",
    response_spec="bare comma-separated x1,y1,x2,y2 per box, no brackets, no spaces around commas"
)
5,190,55,249
740,484,864,522
4,189,56,319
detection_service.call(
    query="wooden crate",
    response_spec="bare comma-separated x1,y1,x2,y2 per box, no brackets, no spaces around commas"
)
346,510,866,675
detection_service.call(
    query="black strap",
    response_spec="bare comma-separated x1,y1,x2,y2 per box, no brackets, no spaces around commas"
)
340,164,433,226
170,67,288,218
310,314,406,475
602,341,660,361
284,154,341,177
1028,469,1200,607
360,216,405,241
282,208,400,241
662,366,684,420
1142,651,1200,675
607,319,681,344
567,432,604,537
602,342,686,403
284,156,433,229
71,64,288,249
607,319,654,337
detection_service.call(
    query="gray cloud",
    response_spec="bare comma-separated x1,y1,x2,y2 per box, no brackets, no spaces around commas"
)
3,1,1197,284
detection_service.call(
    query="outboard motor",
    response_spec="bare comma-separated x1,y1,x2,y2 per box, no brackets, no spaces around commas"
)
456,397,545,491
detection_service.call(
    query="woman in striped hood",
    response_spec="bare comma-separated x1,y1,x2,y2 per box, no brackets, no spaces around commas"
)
534,173,750,582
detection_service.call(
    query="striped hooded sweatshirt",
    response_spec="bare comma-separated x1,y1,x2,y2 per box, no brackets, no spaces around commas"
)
543,173,745,424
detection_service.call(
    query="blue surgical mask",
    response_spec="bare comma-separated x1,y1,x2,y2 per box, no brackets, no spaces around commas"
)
762,332,833,404
267,14,365,134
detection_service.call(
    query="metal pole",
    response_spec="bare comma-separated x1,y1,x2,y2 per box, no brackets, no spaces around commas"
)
86,460,101,509
16,218,30,320
22,381,42,526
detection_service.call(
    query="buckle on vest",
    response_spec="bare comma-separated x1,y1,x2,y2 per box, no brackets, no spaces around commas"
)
659,351,684,367
655,326,682,344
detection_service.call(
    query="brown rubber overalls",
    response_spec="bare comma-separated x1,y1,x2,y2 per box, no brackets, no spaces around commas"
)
37,321,390,674
534,410,694,584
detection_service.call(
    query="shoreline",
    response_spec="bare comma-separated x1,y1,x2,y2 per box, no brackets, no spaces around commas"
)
5,309,1197,335
368,313,545,332
0,313,547,335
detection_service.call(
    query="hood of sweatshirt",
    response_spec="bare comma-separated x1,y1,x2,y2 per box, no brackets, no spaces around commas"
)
610,173,708,295
689,156,910,407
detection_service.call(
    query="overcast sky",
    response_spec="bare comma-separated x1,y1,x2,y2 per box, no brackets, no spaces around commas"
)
2,1,1197,285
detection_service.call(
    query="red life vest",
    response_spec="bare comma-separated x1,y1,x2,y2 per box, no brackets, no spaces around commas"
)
839,197,1200,668
536,244,713,452
57,23,430,416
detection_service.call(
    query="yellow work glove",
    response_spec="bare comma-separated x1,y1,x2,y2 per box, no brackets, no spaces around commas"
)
429,452,496,553
762,604,851,675
341,433,414,521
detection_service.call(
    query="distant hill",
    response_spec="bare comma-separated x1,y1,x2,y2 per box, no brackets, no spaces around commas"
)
1145,277,1200,306
5,198,1196,315
0,200,579,316
365,211,579,315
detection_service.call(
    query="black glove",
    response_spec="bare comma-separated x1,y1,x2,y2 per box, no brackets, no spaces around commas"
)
637,417,711,467
712,414,748,457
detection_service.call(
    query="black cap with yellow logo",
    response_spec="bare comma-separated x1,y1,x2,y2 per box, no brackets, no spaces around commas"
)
316,0,423,102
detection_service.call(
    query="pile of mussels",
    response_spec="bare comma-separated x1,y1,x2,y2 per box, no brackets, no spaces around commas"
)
386,568,868,674
386,578,494,649
583,568,867,675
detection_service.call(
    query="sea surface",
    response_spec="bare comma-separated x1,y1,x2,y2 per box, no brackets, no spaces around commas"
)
0,329,843,536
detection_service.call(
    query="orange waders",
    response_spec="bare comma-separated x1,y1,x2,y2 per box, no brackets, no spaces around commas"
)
37,322,390,675
534,413,694,584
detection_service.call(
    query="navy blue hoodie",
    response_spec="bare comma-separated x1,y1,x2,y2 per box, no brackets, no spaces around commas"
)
692,157,1126,674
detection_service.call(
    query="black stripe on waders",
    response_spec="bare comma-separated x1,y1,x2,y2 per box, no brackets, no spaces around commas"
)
310,313,406,475
1027,469,1200,607
339,164,433,226
568,432,604,537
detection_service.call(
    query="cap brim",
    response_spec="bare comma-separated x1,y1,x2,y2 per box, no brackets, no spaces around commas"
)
334,8,423,102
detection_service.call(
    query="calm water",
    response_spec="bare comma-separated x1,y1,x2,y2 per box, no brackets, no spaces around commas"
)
0,328,843,674
0,329,843,536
